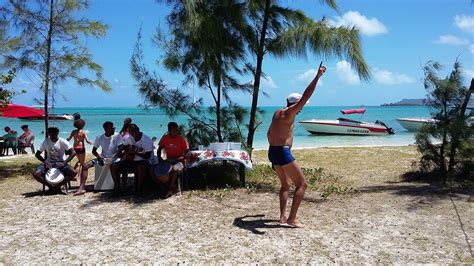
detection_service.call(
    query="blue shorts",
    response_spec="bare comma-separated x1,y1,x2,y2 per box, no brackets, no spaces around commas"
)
268,146,295,168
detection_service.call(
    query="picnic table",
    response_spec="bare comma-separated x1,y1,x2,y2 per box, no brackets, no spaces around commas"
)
187,145,252,186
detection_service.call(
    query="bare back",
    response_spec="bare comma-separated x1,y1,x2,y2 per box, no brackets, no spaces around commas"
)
267,107,297,146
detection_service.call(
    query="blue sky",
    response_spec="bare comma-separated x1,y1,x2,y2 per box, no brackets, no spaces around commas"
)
7,0,474,107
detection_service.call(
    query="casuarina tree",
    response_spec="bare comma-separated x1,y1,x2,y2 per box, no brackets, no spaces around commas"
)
415,60,474,184
243,0,371,153
131,1,251,146
0,0,110,136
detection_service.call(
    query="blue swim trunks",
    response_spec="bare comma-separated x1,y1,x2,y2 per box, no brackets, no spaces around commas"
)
268,145,295,167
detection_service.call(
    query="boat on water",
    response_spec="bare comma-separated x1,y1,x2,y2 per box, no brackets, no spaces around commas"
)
396,118,437,132
19,105,75,121
300,109,394,136
18,114,74,121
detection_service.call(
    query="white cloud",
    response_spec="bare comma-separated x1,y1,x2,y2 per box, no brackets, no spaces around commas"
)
260,76,277,89
297,69,317,83
335,61,360,85
454,15,474,33
435,34,469,45
464,68,474,79
293,69,323,87
113,78,119,83
328,11,388,37
373,68,415,85
470,44,474,54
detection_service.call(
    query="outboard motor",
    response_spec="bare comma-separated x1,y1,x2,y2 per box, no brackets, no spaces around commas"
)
375,120,395,134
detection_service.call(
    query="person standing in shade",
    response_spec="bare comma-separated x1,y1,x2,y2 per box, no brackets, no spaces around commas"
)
67,119,92,171
74,121,123,196
267,62,326,228
119,117,132,141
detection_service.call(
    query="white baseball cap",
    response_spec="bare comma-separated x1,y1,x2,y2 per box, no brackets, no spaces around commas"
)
287,93,309,104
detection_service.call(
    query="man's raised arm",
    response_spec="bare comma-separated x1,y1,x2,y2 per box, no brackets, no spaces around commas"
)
288,62,326,114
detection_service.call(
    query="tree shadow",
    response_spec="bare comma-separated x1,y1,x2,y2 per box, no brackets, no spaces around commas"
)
233,214,293,235
353,172,473,211
78,181,167,209
0,161,36,183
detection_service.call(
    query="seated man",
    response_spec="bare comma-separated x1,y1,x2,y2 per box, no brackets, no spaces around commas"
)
18,125,35,154
0,126,18,155
110,124,153,195
153,122,190,197
33,127,77,194
74,121,123,196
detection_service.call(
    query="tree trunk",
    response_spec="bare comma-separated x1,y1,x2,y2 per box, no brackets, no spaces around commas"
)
246,0,271,154
44,0,54,138
460,78,474,116
447,78,474,172
216,81,223,142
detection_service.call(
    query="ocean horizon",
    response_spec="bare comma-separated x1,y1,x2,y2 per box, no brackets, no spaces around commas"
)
1,106,432,149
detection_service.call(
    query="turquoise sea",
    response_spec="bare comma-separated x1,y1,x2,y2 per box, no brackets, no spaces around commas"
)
0,106,432,149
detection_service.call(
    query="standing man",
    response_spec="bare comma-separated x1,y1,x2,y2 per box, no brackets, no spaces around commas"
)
267,62,326,228
110,124,153,195
74,121,123,196
33,127,77,194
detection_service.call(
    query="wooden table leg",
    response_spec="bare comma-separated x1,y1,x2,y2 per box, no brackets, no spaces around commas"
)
239,163,245,187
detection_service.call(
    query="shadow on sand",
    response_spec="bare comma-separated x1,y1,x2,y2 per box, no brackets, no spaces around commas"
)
233,214,293,235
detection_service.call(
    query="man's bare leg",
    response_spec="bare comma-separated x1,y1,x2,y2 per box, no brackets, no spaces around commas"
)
110,164,121,192
74,161,93,196
33,171,53,191
281,160,307,228
274,165,291,224
168,170,179,196
135,163,149,195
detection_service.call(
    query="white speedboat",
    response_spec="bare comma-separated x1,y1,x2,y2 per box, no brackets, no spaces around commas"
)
396,118,438,132
300,109,394,136
18,114,74,121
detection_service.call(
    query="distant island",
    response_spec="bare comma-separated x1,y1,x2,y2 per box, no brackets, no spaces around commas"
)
381,98,427,106
382,98,474,107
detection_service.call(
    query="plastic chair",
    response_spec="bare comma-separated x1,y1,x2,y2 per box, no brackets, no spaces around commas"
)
18,135,35,154
1,137,18,156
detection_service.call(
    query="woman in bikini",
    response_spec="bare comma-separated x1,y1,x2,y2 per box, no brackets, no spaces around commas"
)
67,119,92,173
119,117,132,141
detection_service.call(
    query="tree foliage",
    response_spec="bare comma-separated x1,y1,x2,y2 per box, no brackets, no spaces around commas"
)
241,0,371,152
0,0,110,134
1,0,110,91
130,24,248,147
415,60,474,183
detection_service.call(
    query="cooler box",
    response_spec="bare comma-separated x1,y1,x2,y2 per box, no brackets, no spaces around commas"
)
94,163,114,191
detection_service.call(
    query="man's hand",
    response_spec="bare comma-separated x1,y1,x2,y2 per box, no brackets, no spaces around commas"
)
316,62,326,78
53,162,65,168
45,162,53,169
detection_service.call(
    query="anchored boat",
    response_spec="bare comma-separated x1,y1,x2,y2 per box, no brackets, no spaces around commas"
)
300,109,394,136
396,118,437,132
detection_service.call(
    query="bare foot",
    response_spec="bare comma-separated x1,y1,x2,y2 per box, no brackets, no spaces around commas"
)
286,220,305,228
279,216,287,224
73,189,86,196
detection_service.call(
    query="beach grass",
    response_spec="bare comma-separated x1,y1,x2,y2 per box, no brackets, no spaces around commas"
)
0,146,473,264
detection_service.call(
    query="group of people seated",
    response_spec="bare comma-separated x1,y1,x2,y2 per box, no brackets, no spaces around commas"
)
0,125,35,155
32,118,190,197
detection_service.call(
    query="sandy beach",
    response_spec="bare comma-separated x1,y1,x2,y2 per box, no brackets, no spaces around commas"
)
0,146,473,264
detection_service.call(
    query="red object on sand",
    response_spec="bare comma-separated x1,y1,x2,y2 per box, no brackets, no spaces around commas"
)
0,103,45,118
340,108,366,115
